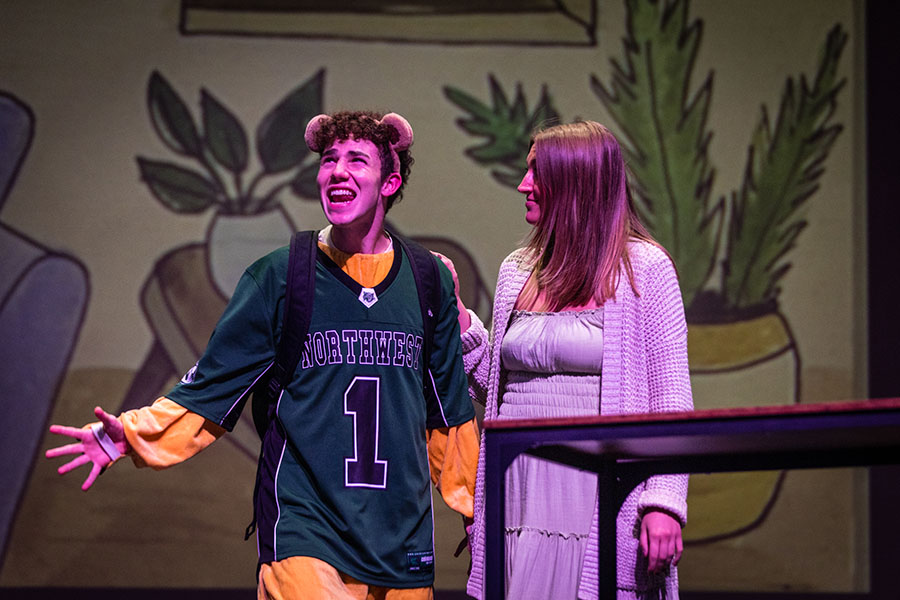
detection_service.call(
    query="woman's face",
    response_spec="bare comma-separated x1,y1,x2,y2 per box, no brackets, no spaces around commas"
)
517,147,541,225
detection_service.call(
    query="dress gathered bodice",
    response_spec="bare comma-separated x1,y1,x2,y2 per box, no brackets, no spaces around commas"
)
499,308,604,420
497,308,605,599
501,308,604,374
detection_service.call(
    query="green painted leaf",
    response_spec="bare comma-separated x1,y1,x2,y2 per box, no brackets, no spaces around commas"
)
722,25,847,310
137,157,219,213
591,0,722,309
147,71,202,157
257,69,324,173
290,162,321,200
201,89,248,173
444,75,559,177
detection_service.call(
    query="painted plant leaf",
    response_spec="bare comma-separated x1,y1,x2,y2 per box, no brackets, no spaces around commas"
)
140,69,330,215
444,75,560,187
290,162,320,200
147,71,203,158
257,68,324,174
136,157,220,213
722,25,846,311
591,0,722,309
202,89,249,173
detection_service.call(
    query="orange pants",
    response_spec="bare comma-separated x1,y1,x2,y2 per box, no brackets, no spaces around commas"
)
258,556,434,600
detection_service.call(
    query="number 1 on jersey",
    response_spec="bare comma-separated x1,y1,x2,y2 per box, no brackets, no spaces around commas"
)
344,376,388,488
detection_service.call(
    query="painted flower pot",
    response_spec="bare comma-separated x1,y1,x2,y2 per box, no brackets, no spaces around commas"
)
682,311,799,542
206,206,296,299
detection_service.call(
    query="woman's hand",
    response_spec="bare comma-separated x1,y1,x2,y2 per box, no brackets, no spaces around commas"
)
432,251,471,332
46,406,128,491
639,509,683,573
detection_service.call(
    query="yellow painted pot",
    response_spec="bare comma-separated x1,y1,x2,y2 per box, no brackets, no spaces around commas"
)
682,312,799,542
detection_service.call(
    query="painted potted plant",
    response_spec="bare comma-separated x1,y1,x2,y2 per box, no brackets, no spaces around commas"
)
137,69,324,298
444,0,846,541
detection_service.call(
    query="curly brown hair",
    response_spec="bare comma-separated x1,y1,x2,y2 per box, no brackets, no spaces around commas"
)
311,110,414,211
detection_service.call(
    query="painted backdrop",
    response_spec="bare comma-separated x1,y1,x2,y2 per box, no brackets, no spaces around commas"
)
0,0,865,593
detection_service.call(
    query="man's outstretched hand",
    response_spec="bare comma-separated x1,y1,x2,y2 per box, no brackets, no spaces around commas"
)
46,406,127,491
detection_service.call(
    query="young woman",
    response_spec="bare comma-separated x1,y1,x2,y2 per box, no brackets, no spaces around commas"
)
454,121,692,599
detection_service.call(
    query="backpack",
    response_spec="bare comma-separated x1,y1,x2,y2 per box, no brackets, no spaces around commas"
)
249,228,443,440
242,228,445,541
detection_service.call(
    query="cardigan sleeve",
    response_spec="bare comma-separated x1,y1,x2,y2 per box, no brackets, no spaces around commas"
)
464,248,531,411
636,248,693,524
460,310,490,406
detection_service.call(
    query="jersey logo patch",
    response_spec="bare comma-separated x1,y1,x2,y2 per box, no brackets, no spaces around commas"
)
407,551,434,574
358,287,378,308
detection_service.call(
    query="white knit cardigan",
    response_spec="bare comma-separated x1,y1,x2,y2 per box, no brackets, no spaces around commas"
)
462,241,693,600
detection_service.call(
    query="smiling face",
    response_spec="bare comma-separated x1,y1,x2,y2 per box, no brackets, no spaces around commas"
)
517,146,541,225
317,137,401,243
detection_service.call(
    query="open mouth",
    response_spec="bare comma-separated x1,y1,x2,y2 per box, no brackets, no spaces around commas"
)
328,188,356,203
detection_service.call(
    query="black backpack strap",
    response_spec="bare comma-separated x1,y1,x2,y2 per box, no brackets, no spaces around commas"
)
251,229,318,439
391,231,445,426
246,230,317,541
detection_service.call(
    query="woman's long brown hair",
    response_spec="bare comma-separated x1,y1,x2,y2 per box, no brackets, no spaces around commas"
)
519,121,659,312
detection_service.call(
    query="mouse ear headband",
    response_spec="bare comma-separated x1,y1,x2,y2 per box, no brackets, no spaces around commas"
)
304,112,414,172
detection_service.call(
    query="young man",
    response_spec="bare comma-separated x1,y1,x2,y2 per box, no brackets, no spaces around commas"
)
47,110,479,600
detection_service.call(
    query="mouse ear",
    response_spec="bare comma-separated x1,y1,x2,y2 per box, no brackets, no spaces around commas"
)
380,113,414,151
304,114,332,152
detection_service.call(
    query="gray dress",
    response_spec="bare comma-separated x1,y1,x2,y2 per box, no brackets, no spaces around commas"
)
499,308,604,600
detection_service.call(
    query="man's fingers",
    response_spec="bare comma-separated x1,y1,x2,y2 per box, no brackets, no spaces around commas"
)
49,424,86,439
58,454,90,475
45,442,84,459
95,407,116,427
82,464,103,491
432,252,460,285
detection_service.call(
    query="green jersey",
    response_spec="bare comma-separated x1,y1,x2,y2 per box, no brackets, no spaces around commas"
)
168,244,474,587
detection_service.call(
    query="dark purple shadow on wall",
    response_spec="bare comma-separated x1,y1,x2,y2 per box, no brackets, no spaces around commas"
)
0,92,90,573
